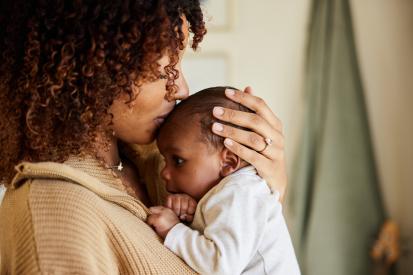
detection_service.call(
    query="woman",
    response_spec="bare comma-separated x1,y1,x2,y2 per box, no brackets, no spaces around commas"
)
0,0,288,273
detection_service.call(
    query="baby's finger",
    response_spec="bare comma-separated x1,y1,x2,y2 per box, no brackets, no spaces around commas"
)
180,197,189,216
184,214,194,223
179,214,194,223
171,196,182,216
149,206,165,214
187,199,197,215
165,196,172,209
147,214,160,226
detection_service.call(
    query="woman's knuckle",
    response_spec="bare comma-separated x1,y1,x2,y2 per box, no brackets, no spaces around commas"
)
274,118,283,131
248,133,261,146
226,109,236,120
255,97,265,107
277,118,283,127
272,148,284,160
272,133,284,148
239,91,247,102
233,143,242,154
251,114,262,125
225,126,235,136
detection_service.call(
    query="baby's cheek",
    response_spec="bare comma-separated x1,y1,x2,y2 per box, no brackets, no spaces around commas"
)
197,169,222,197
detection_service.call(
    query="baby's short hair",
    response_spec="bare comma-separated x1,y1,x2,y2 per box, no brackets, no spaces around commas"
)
159,86,254,150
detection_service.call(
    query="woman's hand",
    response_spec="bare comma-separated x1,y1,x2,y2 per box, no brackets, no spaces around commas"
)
212,87,287,202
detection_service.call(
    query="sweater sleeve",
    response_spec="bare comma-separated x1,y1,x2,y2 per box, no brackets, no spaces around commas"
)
164,183,270,275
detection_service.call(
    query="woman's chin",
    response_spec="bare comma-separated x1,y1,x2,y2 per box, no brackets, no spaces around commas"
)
119,121,162,145
119,129,155,145
132,134,156,145
140,126,161,144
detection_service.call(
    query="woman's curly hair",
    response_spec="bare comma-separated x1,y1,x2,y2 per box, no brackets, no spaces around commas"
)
0,0,206,183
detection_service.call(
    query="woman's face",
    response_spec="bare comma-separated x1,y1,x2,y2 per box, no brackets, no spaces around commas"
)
110,18,190,145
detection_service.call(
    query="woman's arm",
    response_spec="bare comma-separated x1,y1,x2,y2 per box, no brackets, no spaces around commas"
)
211,87,288,202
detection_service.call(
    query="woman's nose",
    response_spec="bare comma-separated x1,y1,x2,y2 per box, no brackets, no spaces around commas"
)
173,67,189,100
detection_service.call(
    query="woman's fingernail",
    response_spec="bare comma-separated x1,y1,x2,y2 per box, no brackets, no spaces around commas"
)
213,123,224,132
225,89,235,96
224,138,233,146
213,106,224,116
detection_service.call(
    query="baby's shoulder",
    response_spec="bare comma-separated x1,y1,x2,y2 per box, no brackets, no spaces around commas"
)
222,166,269,193
202,166,272,204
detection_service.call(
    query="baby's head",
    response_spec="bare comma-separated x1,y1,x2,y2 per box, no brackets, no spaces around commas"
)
157,86,253,201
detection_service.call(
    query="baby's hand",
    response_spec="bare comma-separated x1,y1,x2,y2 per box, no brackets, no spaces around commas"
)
165,194,197,223
147,206,180,239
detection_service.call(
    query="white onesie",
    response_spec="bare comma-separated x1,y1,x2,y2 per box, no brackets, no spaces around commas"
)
164,166,301,275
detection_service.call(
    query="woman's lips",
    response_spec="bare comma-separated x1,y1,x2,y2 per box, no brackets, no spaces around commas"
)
155,108,173,127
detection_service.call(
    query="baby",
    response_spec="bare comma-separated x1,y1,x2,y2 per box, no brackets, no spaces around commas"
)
148,87,300,275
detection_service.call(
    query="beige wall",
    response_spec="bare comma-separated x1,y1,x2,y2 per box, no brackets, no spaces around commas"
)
351,0,413,273
183,0,413,273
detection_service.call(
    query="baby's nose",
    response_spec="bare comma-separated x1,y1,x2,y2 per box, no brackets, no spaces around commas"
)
161,166,171,182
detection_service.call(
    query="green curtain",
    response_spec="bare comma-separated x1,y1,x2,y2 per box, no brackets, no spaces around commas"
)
288,0,385,274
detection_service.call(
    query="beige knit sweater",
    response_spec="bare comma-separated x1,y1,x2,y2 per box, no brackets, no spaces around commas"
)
0,149,197,274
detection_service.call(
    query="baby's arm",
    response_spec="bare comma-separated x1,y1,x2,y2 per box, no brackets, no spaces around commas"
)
161,184,269,275
147,194,197,239
147,206,180,239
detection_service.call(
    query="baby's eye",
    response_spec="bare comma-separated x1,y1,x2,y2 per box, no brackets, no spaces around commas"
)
172,156,185,167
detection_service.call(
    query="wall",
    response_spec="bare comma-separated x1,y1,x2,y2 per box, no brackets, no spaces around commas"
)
183,0,413,273
351,0,413,273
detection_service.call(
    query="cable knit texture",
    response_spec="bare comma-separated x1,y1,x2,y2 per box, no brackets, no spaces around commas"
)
0,150,196,274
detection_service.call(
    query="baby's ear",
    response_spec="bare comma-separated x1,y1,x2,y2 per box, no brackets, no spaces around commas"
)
220,148,242,177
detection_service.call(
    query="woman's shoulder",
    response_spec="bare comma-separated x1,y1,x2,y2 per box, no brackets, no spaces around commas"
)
2,176,112,234
1,177,124,273
1,167,128,272
1,161,197,274
5,160,148,224
30,177,107,214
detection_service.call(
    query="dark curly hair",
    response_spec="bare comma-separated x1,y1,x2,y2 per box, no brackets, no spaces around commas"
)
0,0,206,184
